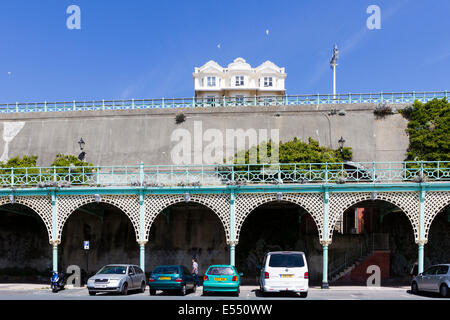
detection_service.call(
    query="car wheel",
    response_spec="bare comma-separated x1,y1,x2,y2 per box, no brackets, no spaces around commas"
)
180,285,186,296
440,284,448,298
89,291,96,296
234,288,240,297
411,282,419,295
299,292,308,298
202,289,208,296
140,282,146,293
121,282,128,296
149,289,156,296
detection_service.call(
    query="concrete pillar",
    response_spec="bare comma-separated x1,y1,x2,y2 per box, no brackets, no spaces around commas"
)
321,189,330,289
418,244,424,274
52,244,58,272
230,243,236,266
139,243,146,272
418,189,426,274
322,245,329,289
51,191,58,272
138,191,146,272
229,192,236,266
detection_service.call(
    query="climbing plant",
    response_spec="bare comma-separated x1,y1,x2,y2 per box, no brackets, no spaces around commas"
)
231,137,352,165
400,98,450,162
0,155,39,175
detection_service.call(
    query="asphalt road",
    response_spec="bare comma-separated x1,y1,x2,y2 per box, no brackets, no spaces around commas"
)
0,285,447,300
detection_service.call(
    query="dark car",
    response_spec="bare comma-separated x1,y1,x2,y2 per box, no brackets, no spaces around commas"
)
148,265,196,296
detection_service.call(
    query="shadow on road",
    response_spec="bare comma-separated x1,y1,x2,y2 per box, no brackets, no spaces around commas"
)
252,289,306,298
406,290,448,299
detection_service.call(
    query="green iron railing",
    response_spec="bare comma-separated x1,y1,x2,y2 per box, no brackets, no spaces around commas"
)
0,161,449,188
0,91,448,114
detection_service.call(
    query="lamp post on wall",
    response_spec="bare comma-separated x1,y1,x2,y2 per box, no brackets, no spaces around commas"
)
338,136,346,153
78,138,86,161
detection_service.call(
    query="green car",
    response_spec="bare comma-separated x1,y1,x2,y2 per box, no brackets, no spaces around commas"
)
203,265,243,296
148,265,196,296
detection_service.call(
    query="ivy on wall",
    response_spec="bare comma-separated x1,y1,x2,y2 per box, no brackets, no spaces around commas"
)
400,98,450,161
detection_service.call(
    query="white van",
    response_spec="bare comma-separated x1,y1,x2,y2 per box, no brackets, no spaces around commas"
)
259,251,309,297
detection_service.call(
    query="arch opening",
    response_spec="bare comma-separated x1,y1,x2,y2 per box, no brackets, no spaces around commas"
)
60,202,138,280
330,199,417,286
425,205,450,267
0,203,51,283
147,202,227,276
236,201,321,285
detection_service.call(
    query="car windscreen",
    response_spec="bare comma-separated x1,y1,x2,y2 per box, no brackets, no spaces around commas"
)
97,266,127,274
268,254,305,268
153,267,179,274
207,267,235,275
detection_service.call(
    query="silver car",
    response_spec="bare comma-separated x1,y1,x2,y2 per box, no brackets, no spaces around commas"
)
87,264,146,296
412,264,450,298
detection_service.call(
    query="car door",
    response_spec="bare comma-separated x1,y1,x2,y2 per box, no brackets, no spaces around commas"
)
421,266,437,291
260,255,267,287
135,266,145,286
128,266,137,289
434,266,449,292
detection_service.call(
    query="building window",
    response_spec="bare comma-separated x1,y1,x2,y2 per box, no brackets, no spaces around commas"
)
264,77,273,87
235,95,244,105
207,96,216,106
207,77,216,87
235,76,244,86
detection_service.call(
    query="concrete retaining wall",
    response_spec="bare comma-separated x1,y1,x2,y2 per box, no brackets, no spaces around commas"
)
0,103,409,166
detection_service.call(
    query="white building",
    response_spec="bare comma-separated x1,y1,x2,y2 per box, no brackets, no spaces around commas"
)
193,58,286,104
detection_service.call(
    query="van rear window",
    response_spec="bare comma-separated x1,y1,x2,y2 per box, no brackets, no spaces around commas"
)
268,254,304,268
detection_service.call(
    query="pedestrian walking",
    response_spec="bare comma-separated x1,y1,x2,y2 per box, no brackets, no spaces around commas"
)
410,259,419,280
192,257,200,287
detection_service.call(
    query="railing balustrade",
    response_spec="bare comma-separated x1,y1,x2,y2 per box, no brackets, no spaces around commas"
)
0,161,448,188
0,91,447,114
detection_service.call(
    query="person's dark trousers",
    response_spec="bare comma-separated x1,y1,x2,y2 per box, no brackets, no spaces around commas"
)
193,273,200,287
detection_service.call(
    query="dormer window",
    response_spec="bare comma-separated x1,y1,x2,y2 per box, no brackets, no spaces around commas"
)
263,77,273,87
207,76,216,87
235,76,244,86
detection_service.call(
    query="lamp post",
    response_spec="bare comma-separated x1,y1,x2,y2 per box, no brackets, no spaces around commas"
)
78,138,86,161
330,44,339,100
338,136,345,153
78,138,85,150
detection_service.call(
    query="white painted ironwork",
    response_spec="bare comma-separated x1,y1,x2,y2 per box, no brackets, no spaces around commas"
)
57,195,141,242
328,192,420,242
0,195,53,242
234,193,324,242
143,194,231,243
424,191,450,240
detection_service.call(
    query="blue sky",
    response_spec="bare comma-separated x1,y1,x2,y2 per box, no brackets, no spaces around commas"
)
1,0,449,103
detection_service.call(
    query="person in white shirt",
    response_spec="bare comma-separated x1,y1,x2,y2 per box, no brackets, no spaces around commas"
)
192,257,200,287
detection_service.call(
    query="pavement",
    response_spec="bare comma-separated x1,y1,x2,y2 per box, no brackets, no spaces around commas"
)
0,284,447,300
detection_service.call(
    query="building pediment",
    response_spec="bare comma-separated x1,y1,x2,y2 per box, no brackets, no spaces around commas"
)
227,57,252,70
255,60,285,74
196,60,224,73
